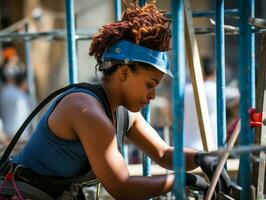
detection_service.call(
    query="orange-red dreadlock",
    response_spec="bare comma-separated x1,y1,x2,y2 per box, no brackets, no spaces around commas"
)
89,0,171,72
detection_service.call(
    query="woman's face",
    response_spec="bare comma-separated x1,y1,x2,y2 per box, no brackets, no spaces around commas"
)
121,64,164,112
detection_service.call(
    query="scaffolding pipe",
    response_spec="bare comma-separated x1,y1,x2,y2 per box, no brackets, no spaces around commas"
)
114,0,129,163
138,1,151,196
139,0,147,7
115,0,122,21
0,28,96,42
239,0,253,199
166,9,239,19
1,26,266,42
141,106,152,178
215,0,226,149
251,0,256,110
171,0,186,199
24,24,37,131
192,8,239,18
65,0,78,84
24,24,37,108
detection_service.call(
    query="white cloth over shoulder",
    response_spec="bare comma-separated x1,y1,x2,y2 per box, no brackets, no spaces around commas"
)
115,106,133,152
183,81,218,150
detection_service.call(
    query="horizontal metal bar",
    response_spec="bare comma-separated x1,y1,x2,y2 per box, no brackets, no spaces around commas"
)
0,28,97,42
209,144,266,156
165,9,239,18
195,27,266,35
193,9,239,18
1,25,266,43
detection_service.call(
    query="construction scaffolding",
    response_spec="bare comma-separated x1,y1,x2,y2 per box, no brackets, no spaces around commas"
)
0,0,265,199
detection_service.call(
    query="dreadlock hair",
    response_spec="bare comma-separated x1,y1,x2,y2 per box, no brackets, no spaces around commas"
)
89,0,171,75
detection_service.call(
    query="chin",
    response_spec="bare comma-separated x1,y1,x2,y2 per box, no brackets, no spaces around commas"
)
125,105,142,113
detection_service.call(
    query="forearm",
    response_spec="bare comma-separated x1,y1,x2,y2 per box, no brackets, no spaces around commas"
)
116,174,174,200
184,148,198,171
159,147,198,171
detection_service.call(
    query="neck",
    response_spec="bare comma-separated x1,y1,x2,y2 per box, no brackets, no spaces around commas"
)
101,79,121,114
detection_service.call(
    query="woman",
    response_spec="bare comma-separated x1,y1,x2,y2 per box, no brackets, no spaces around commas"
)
4,2,231,199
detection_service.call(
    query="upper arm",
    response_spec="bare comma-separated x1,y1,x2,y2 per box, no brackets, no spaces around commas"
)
127,112,171,168
69,94,130,198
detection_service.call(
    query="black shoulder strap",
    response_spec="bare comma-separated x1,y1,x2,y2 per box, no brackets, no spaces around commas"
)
0,82,112,166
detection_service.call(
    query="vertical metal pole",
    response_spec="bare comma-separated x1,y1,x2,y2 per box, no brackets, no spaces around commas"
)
115,0,122,21
65,0,78,84
24,23,37,110
139,0,147,7
171,0,186,199
215,0,226,149
239,0,253,199
114,0,129,162
141,105,151,178
138,1,151,194
250,0,255,111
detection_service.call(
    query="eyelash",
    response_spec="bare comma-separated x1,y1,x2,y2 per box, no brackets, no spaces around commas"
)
146,83,154,89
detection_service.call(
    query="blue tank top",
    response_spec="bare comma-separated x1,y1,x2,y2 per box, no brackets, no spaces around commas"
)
13,87,103,177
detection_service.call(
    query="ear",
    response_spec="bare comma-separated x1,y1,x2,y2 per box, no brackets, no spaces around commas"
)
119,65,129,81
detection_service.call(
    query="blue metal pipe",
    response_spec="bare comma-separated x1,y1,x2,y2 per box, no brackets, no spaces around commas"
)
171,0,186,199
250,0,256,110
141,105,151,177
65,0,78,84
250,0,255,146
239,0,253,199
139,0,147,7
114,0,129,162
193,9,239,18
138,0,151,189
115,0,122,21
215,0,226,149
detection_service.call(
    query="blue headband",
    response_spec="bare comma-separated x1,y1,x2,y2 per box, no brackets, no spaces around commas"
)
101,40,173,78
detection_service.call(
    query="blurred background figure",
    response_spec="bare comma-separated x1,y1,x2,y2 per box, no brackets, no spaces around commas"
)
0,45,32,144
184,57,218,150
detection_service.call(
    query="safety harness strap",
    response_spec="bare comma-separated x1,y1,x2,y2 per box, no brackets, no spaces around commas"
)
0,82,112,166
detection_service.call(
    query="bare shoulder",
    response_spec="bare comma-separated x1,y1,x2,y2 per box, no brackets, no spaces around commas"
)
48,92,112,140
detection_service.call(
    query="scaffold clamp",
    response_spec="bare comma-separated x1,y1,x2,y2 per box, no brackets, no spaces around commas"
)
249,108,263,127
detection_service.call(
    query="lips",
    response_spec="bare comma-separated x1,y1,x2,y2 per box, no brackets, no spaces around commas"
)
140,101,150,107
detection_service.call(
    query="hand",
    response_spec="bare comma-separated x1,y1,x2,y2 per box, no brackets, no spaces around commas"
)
194,151,232,194
186,173,209,192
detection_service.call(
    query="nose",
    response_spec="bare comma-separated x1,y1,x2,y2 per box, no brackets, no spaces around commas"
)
147,88,155,100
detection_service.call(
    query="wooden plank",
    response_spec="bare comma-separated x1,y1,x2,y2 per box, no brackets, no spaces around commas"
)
184,0,215,151
252,33,266,198
128,159,239,176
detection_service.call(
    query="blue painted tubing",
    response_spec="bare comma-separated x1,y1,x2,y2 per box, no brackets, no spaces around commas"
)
115,0,122,22
138,0,151,191
171,0,186,199
249,0,255,145
114,0,129,161
192,9,239,17
239,0,253,199
65,0,78,84
215,0,226,148
139,0,147,7
141,105,151,177
250,0,256,118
